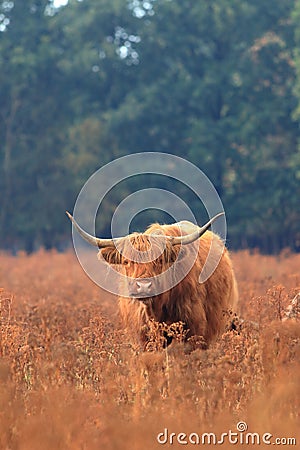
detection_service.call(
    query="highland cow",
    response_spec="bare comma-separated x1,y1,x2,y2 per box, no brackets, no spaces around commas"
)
67,212,238,349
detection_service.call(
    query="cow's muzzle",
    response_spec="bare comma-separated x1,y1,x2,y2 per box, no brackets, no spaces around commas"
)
128,279,153,298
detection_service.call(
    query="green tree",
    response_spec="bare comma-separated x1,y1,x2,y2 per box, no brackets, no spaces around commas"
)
105,0,299,251
1,0,299,252
0,0,142,250
0,0,71,250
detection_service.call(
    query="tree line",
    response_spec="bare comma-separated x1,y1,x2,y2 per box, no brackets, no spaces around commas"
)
1,0,300,253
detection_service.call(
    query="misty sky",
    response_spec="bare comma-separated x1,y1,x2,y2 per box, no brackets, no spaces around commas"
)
53,0,68,7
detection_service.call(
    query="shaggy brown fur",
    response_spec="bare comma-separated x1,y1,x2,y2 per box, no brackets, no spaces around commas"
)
99,222,238,349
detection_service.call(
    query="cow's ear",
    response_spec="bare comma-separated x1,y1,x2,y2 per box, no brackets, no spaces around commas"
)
98,247,122,264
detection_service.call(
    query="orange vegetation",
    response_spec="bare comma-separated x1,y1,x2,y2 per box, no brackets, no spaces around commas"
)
0,249,299,449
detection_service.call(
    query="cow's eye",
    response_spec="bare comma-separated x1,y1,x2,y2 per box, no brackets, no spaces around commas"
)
122,259,130,266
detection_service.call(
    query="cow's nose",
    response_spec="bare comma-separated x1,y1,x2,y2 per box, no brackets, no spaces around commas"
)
136,280,152,294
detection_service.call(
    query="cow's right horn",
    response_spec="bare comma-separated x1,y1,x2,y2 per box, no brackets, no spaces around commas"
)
169,212,225,245
66,211,124,248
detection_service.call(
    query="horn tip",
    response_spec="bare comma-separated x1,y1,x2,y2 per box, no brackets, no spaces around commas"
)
210,212,225,225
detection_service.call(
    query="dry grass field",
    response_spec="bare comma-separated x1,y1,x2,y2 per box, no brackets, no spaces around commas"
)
0,249,299,449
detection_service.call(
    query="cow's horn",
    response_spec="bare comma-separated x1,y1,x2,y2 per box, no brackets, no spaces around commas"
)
66,211,123,248
169,212,225,245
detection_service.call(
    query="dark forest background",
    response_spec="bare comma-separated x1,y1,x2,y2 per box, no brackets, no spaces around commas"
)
1,0,300,253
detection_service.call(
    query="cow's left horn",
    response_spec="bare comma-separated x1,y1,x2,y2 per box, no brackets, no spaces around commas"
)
169,212,225,245
66,211,124,248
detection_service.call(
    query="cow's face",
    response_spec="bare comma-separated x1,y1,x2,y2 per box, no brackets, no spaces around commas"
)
99,233,187,300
